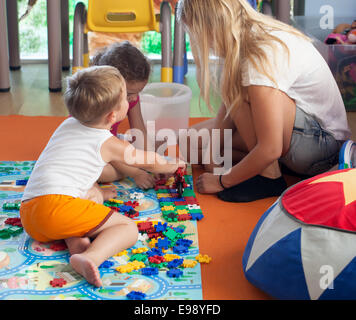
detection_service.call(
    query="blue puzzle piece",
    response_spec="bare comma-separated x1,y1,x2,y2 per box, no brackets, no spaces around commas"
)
176,239,193,247
126,291,146,300
155,222,168,232
157,237,170,250
141,267,159,276
167,268,183,278
167,258,184,269
173,245,189,254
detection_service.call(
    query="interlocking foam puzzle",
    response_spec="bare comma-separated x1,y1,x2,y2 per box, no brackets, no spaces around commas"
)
0,161,206,300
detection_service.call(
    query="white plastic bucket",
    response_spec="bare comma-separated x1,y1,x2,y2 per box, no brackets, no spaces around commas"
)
140,82,192,134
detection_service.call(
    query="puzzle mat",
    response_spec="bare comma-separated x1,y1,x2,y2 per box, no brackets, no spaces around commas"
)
0,161,204,300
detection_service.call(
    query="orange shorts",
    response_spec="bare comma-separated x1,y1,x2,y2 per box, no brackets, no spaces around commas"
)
20,194,114,242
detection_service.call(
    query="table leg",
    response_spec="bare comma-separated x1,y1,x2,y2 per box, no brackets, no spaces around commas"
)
0,0,10,92
47,0,62,92
61,0,70,71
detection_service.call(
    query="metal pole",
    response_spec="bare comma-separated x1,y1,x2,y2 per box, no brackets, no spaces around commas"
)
72,2,86,74
173,3,184,83
275,0,291,24
160,1,172,82
61,0,70,70
47,0,62,91
6,0,20,70
0,0,10,92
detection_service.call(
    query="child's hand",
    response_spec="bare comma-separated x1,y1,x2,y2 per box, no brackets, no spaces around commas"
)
132,169,156,190
167,158,186,174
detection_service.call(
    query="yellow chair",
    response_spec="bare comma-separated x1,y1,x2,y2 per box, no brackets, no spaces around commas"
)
72,0,173,82
87,0,159,33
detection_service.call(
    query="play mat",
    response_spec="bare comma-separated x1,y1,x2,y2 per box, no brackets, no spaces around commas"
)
0,161,209,300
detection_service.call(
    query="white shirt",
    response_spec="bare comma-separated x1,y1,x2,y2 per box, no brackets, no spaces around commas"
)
241,30,351,141
22,117,113,201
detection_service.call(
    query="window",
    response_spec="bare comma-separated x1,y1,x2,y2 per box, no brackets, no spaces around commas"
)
17,0,191,60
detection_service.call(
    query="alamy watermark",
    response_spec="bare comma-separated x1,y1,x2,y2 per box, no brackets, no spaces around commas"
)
122,121,232,175
319,4,335,30
320,265,334,290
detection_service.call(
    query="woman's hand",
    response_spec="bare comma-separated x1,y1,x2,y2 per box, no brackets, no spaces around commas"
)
196,172,224,194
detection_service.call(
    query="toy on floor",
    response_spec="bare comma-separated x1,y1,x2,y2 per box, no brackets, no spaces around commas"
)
0,161,209,300
126,290,146,300
243,168,356,300
174,167,187,197
50,278,67,288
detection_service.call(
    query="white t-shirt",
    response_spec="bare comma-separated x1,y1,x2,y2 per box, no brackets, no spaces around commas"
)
241,30,351,141
22,117,113,201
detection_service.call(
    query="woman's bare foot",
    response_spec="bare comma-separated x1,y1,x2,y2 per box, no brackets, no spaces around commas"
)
70,253,102,287
65,237,91,255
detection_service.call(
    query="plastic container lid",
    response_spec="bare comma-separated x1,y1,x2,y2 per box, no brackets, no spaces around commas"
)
140,82,192,104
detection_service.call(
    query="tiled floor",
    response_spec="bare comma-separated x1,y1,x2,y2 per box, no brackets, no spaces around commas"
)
0,62,220,118
0,62,355,140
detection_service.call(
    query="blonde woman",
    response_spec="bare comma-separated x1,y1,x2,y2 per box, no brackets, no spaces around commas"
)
177,0,351,202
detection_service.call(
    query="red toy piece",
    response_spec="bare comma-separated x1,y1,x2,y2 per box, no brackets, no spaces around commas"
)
49,241,67,252
178,214,192,221
174,201,187,206
4,217,22,227
50,278,67,287
124,201,139,208
174,167,186,197
184,197,199,205
148,255,165,264
155,178,167,186
124,209,139,218
137,221,153,233
147,232,163,239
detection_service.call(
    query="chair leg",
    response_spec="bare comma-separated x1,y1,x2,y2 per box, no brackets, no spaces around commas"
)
183,33,188,76
47,0,62,92
83,31,89,68
173,3,184,84
160,1,172,82
61,0,70,71
72,2,86,74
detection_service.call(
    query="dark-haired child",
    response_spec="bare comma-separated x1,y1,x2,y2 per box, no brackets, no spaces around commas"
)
91,41,157,189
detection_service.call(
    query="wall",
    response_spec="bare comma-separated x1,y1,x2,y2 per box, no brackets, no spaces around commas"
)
304,0,356,17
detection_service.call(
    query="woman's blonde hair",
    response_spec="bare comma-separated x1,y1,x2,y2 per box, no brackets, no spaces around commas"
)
177,0,310,115
64,66,126,124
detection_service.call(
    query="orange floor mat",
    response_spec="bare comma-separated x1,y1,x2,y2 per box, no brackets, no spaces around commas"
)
0,115,297,299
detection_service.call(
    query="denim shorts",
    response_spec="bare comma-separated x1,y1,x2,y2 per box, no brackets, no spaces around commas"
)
279,107,344,176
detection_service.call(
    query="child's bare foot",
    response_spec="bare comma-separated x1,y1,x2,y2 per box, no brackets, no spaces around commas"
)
65,237,91,255
70,254,102,287
84,184,116,204
101,186,117,201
